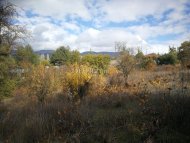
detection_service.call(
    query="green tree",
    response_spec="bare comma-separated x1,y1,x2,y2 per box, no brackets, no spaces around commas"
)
50,46,71,65
15,45,39,66
82,54,110,73
158,47,178,65
178,41,190,68
115,42,137,86
135,49,144,59
135,49,145,69
0,44,16,99
0,1,25,99
70,50,80,64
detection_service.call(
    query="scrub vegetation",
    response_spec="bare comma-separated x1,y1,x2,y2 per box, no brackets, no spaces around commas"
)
0,1,190,143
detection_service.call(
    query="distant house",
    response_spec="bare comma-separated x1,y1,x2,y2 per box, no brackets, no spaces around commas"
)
35,50,54,61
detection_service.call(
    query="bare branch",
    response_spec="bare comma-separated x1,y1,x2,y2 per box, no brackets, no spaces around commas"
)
0,0,27,47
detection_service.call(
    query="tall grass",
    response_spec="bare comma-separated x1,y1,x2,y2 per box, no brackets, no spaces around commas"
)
0,67,190,143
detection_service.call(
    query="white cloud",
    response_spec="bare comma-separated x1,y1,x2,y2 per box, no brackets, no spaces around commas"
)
128,23,186,40
75,28,149,52
10,0,190,54
99,0,188,22
19,17,72,50
12,0,91,20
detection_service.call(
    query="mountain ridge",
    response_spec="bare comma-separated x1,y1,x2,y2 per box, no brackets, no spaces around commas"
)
35,50,119,57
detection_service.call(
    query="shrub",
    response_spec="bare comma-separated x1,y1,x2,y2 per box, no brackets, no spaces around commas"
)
82,54,110,73
0,44,17,99
157,53,178,65
141,57,157,71
117,51,136,86
23,65,62,102
64,64,93,99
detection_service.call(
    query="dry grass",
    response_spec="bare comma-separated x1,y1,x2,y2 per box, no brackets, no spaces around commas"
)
0,66,190,143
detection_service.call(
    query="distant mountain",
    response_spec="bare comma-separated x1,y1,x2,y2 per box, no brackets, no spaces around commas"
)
35,50,54,55
81,51,119,57
34,50,119,58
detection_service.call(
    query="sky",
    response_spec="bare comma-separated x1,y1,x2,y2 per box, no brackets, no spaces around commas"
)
11,0,190,54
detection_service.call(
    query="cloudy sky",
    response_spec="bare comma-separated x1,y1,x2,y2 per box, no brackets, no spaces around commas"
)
11,0,190,53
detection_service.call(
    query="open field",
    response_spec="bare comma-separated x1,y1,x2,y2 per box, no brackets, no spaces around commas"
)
0,67,190,143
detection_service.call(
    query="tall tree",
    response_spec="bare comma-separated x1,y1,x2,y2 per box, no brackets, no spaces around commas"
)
0,44,16,99
50,46,71,65
117,50,136,86
0,0,26,46
115,42,136,86
157,47,178,65
0,1,25,99
70,50,80,64
15,45,39,66
178,41,190,68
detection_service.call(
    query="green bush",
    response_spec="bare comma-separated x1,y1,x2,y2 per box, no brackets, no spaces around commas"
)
0,45,17,99
157,47,178,65
157,54,178,65
15,45,39,66
82,54,110,73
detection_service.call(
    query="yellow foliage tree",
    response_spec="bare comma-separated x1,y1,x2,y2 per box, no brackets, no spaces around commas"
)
64,64,93,98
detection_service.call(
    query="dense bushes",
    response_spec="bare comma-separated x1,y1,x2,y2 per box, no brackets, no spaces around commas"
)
0,86,190,143
23,65,62,102
17,63,108,102
0,44,16,99
0,42,190,142
157,48,178,65
82,54,110,73
0,56,190,142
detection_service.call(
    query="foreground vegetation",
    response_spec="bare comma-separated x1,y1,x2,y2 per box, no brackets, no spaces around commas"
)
0,65,190,143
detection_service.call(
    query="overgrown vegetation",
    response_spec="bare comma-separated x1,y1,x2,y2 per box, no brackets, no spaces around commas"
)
157,47,179,65
1,68,190,143
0,1,190,143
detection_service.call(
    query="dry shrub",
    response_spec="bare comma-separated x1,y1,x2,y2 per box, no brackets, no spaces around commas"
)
108,72,125,87
88,75,107,96
107,66,124,87
156,64,179,72
0,86,190,143
144,60,157,71
0,95,82,143
61,64,110,98
107,65,119,76
23,65,62,102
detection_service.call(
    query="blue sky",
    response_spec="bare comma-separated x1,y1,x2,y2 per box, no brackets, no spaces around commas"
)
12,0,190,53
